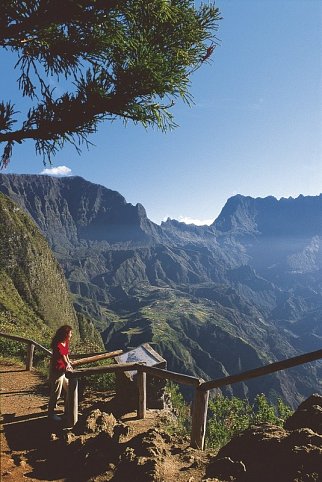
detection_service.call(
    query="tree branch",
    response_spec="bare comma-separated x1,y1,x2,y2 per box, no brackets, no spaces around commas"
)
0,1,122,44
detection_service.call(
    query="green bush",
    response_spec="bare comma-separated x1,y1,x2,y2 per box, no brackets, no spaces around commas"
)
0,337,26,360
206,393,293,449
206,395,253,449
162,384,293,450
79,358,116,392
165,382,191,436
86,371,116,392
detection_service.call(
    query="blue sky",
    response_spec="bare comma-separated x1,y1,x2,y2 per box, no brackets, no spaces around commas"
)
2,0,322,225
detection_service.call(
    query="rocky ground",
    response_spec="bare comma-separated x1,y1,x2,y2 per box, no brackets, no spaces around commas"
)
1,362,322,482
206,394,322,482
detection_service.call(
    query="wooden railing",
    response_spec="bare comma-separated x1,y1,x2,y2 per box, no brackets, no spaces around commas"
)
66,347,322,449
66,363,204,438
0,332,123,370
0,331,51,370
1,331,321,451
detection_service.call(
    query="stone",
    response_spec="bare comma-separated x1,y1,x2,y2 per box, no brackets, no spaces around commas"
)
64,431,77,444
297,394,322,411
285,402,322,434
84,409,117,436
113,422,130,441
206,457,246,479
204,395,322,482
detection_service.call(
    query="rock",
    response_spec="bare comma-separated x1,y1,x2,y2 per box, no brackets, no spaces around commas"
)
113,422,130,441
84,409,117,435
182,454,195,463
297,394,322,411
190,458,203,469
130,428,166,458
286,428,322,448
206,457,246,479
170,446,182,455
158,430,172,443
121,447,137,463
71,431,118,478
202,479,221,482
204,395,322,482
64,431,77,444
284,394,322,434
116,451,161,482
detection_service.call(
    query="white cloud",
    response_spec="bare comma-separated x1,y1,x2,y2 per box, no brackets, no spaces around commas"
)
40,165,72,177
178,215,215,226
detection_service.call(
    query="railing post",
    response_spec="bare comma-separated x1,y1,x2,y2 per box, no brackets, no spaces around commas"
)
66,377,78,428
137,369,146,419
190,385,209,450
26,343,35,371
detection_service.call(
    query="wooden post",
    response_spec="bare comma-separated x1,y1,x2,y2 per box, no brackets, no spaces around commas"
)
137,370,146,419
66,377,78,428
26,343,35,371
190,386,209,450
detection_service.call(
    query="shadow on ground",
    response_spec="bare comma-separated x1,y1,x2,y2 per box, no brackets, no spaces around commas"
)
4,413,72,480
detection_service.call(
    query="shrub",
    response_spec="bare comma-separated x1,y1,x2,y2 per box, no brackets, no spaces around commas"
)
206,393,293,449
162,385,293,450
164,382,191,436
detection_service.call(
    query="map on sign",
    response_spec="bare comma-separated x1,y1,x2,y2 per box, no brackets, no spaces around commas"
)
116,344,165,379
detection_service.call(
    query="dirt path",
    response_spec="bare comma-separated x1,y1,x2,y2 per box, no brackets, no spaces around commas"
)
0,362,161,482
0,361,59,482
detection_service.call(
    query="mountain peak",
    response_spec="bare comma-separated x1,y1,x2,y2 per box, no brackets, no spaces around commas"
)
214,193,322,236
0,173,159,247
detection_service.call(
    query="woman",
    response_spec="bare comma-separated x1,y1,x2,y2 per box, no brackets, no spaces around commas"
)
48,325,73,420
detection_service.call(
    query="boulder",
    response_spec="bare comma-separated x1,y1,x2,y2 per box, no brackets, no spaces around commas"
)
284,394,322,434
206,457,246,480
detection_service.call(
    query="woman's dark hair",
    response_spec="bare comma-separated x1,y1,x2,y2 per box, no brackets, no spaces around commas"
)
51,325,72,349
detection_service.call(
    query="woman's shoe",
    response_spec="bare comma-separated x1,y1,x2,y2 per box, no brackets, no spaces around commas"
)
48,414,62,422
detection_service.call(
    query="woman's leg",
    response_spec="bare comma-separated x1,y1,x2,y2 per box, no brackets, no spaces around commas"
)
48,373,65,416
62,375,69,415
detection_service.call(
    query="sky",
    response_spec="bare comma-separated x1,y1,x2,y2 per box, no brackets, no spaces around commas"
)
1,0,322,225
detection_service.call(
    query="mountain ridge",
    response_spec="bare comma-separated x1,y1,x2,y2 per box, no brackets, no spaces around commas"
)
0,173,321,406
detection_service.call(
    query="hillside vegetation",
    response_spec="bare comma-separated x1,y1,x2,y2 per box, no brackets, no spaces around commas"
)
0,192,102,353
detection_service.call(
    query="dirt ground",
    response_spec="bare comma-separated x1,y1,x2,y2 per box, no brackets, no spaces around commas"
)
1,361,52,481
1,362,216,482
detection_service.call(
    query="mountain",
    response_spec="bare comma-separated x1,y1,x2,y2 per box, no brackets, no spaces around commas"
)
0,190,102,350
214,194,322,276
0,173,320,406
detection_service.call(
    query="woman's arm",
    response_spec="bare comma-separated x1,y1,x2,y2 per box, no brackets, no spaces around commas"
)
62,354,73,371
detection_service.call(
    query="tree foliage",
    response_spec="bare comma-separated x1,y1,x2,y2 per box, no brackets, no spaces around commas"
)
0,0,221,166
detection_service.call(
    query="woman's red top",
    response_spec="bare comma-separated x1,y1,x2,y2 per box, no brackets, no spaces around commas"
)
52,341,69,372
